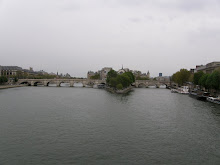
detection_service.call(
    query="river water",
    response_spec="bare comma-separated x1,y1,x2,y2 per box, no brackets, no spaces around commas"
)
0,87,219,165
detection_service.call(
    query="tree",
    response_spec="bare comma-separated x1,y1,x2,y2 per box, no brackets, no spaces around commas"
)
193,71,204,85
106,70,135,89
210,71,220,90
206,74,214,90
172,69,191,86
116,84,123,90
123,72,135,83
106,69,117,83
109,78,117,88
199,73,209,89
0,76,8,84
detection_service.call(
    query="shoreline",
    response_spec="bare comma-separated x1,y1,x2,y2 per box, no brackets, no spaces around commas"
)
0,85,26,90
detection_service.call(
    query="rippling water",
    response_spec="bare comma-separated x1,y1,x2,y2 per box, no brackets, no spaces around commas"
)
0,87,220,165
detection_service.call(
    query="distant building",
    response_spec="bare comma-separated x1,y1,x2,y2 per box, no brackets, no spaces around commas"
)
132,70,141,77
194,62,220,73
159,73,162,77
65,73,71,78
190,69,195,74
87,71,96,79
0,66,23,77
195,65,206,73
36,70,48,75
131,70,150,79
156,76,170,82
49,72,56,76
147,71,150,78
100,67,112,80
206,62,220,73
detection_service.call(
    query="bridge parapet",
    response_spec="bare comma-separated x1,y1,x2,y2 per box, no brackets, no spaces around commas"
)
17,79,106,87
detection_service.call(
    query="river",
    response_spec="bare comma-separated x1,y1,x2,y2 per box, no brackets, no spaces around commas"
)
0,87,219,165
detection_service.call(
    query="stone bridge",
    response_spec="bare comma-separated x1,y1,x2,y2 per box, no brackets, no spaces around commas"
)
17,79,106,87
134,80,171,88
17,79,171,88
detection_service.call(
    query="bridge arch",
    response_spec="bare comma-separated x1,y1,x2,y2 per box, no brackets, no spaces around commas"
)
138,83,147,88
33,81,44,86
73,81,86,87
19,81,31,86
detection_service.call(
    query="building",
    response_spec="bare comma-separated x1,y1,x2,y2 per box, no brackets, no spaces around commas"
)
118,68,129,75
100,67,112,80
156,76,170,82
190,69,195,74
194,65,206,73
64,73,71,78
131,70,150,79
87,71,96,79
194,62,220,73
159,73,162,77
205,62,220,73
147,71,150,78
0,66,23,77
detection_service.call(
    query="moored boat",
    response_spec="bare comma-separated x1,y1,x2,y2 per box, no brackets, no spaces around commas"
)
207,97,220,105
189,90,210,101
178,86,189,94
171,88,178,93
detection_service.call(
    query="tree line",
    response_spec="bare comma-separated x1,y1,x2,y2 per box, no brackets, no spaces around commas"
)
172,68,220,91
106,70,135,90
193,70,220,90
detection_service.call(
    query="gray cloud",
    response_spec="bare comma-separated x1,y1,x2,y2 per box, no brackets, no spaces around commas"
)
0,0,220,77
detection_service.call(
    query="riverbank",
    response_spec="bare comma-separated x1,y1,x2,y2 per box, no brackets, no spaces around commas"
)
106,86,134,94
0,84,26,90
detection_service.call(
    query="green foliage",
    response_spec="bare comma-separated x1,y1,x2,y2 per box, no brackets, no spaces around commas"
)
116,84,123,90
109,77,117,88
0,76,8,84
206,74,213,89
193,71,204,85
106,69,135,89
199,73,209,89
90,74,100,80
196,70,220,90
123,72,135,83
106,69,117,83
211,71,220,90
172,69,191,85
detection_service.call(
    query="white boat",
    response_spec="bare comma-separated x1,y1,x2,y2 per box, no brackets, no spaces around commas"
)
178,86,189,94
207,97,220,105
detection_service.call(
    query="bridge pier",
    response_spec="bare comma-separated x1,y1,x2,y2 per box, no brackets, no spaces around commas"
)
31,81,35,86
70,81,74,87
43,81,49,86
56,82,60,87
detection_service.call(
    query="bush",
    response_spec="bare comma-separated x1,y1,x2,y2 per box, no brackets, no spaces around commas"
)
0,76,8,84
116,84,123,90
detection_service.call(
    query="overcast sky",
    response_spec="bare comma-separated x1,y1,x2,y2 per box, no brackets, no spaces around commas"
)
0,0,220,77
